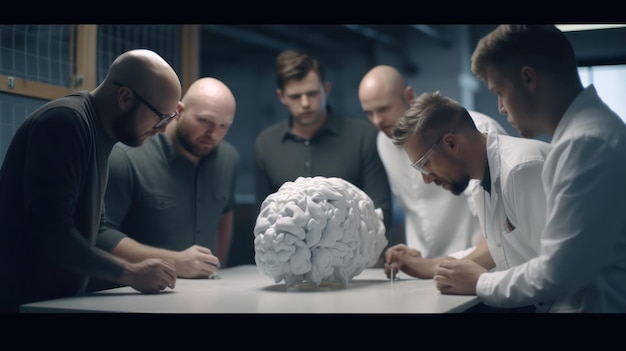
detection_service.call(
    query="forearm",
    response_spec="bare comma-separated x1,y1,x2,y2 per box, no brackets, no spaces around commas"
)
401,255,453,279
420,256,454,278
111,237,179,267
463,236,495,270
415,238,493,279
40,226,127,281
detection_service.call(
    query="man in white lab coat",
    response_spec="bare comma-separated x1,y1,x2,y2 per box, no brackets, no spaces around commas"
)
433,24,626,312
358,65,508,259
387,91,551,309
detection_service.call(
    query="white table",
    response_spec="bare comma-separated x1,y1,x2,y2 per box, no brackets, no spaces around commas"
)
19,265,480,313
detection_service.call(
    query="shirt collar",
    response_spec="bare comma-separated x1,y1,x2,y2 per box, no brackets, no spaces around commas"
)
281,105,340,141
552,84,598,144
480,154,492,194
158,132,218,163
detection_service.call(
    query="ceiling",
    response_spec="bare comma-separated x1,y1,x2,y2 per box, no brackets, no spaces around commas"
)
199,24,451,60
198,24,626,68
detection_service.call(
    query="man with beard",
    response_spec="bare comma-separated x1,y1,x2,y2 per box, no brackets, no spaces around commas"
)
359,65,508,260
433,25,626,313
386,91,551,312
90,77,237,291
0,49,181,312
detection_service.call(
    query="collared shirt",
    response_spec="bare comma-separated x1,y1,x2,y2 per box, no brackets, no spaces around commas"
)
480,157,491,194
477,85,626,312
376,110,507,258
254,108,393,231
97,133,239,252
471,132,550,273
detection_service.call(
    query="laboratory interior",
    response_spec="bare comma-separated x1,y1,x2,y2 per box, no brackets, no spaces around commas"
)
1,24,625,314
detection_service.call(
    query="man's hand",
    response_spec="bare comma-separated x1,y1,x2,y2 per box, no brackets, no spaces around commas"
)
174,245,220,279
433,259,486,295
119,258,177,294
384,244,430,278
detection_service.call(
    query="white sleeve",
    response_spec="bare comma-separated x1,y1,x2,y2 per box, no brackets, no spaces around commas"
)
447,246,476,259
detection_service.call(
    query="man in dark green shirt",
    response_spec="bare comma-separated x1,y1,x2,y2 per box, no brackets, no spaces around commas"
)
92,78,237,291
254,50,395,251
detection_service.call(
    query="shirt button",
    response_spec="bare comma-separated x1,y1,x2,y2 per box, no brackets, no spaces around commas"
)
496,242,502,247
305,161,310,167
304,141,310,146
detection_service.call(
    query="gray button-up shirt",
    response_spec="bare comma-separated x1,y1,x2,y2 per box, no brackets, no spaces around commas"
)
98,133,239,252
254,109,392,230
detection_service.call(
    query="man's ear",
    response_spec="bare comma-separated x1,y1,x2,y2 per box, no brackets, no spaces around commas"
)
521,65,537,92
116,85,132,110
404,85,415,103
442,132,458,153
276,89,286,105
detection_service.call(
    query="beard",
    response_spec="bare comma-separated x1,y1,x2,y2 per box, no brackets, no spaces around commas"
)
176,124,215,158
112,103,144,147
448,175,471,196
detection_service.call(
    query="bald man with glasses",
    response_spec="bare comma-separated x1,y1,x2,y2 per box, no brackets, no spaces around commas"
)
0,49,181,312
113,82,179,129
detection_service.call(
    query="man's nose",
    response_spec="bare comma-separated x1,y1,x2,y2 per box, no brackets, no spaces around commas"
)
421,172,435,184
301,95,310,107
498,97,507,115
372,113,384,127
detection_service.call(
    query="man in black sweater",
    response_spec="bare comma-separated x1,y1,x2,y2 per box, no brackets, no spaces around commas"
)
0,49,182,312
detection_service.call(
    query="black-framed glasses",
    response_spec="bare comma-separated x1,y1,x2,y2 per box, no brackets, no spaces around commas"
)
114,82,178,129
411,136,443,175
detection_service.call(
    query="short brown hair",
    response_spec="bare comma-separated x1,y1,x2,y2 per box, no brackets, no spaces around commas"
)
471,25,578,83
392,91,477,147
275,50,326,90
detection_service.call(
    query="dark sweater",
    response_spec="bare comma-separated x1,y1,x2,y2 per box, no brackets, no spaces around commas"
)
0,91,124,312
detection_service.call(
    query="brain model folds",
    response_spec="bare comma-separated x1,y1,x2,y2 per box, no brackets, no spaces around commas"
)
253,176,387,288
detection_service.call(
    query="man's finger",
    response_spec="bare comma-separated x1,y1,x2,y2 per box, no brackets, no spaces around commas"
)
205,260,221,269
438,259,455,269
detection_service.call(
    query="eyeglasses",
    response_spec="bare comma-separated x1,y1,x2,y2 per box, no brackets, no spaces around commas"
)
113,82,178,129
411,137,443,175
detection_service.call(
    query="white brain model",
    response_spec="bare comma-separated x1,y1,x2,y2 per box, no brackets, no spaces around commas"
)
254,176,387,288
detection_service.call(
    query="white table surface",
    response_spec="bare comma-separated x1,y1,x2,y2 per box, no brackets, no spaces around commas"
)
19,264,480,313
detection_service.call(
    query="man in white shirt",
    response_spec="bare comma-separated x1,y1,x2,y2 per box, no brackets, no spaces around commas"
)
388,91,551,315
433,25,626,312
358,65,507,259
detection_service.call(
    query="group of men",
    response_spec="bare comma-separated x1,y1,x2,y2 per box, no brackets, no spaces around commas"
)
1,24,625,313
382,25,626,312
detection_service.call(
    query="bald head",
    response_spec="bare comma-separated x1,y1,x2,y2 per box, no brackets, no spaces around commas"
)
182,77,236,120
359,65,407,99
95,49,182,146
168,77,236,164
105,49,182,114
358,65,414,137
